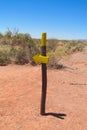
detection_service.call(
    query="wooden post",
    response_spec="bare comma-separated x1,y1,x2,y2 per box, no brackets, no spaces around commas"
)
40,33,47,115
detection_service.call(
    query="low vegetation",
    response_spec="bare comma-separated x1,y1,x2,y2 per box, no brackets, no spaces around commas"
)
0,29,87,68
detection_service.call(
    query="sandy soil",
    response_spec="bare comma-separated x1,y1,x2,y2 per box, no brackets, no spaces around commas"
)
0,48,87,130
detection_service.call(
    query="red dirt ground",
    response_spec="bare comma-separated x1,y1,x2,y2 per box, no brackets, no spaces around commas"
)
0,48,87,130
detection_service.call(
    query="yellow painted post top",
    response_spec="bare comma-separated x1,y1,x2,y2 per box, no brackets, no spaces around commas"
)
41,32,46,46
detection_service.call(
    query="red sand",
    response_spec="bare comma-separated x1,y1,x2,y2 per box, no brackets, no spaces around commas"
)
0,48,87,130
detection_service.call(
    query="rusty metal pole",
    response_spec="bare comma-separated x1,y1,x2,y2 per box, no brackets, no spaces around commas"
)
40,33,47,115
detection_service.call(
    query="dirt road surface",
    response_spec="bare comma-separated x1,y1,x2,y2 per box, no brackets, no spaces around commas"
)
0,48,87,130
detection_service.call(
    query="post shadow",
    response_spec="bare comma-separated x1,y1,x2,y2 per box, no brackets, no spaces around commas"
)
42,112,67,119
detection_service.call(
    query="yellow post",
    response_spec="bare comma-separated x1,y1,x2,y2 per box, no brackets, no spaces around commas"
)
40,32,47,115
41,33,46,46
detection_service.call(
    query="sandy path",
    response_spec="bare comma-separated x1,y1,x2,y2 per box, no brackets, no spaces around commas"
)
0,48,87,130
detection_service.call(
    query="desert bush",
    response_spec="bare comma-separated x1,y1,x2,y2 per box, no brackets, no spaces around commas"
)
0,51,10,66
15,48,29,65
47,51,64,69
0,45,11,65
55,46,68,58
64,41,85,54
47,39,58,52
0,29,87,67
48,56,64,69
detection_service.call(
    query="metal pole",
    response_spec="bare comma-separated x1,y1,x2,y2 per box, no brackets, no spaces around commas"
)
40,33,47,115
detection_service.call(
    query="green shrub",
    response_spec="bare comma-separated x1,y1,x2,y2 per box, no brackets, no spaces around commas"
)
0,30,87,67
64,41,85,54
0,51,10,66
47,39,58,52
47,51,64,69
15,48,29,65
